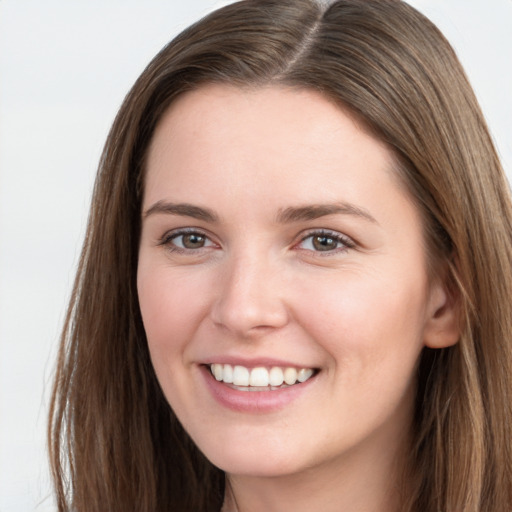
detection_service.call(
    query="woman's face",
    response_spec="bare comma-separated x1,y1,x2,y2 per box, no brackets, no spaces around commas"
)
137,85,456,478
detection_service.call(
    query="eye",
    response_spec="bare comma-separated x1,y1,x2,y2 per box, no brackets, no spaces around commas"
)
160,229,216,252
297,230,355,253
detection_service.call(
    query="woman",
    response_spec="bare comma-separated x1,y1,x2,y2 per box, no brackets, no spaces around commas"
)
48,0,512,510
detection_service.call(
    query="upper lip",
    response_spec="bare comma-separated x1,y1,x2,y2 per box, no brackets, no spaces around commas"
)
200,356,318,369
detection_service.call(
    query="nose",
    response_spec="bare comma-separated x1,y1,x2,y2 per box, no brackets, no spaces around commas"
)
210,252,289,338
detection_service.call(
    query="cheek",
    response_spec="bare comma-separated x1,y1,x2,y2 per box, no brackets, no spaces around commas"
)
299,275,427,438
293,270,428,377
137,262,211,361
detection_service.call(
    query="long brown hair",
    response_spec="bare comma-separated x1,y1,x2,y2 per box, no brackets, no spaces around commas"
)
48,1,512,510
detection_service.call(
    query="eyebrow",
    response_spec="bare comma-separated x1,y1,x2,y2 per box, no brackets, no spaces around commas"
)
143,200,377,225
143,201,218,222
276,202,378,224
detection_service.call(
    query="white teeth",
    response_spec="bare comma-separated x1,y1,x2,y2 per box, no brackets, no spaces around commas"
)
249,367,269,387
232,365,250,386
209,363,315,388
283,367,298,385
269,367,284,386
212,363,223,381
297,368,314,383
223,364,234,384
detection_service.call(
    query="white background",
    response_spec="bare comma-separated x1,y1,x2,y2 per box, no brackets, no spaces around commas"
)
0,1,511,510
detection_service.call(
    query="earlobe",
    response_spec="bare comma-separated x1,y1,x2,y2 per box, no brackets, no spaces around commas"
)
423,279,460,349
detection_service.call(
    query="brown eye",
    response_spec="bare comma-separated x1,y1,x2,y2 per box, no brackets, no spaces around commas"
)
181,233,206,249
165,231,215,251
312,235,338,251
297,231,354,254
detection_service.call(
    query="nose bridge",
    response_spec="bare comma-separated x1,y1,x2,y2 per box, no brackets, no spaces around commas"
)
211,245,288,336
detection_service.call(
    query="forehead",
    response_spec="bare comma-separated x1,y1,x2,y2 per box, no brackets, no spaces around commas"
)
144,84,399,205
149,84,383,153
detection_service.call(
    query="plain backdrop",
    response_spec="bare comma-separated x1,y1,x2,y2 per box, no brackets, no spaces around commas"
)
0,1,511,510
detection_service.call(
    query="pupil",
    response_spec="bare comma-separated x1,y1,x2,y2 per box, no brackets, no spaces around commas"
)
183,234,205,248
313,235,336,251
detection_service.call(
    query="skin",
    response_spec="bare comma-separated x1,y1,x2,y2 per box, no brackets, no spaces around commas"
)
137,84,459,512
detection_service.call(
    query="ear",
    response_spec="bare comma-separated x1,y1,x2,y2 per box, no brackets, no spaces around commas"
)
423,276,460,349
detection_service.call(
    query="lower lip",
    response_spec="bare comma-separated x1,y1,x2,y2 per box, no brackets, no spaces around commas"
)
200,365,316,413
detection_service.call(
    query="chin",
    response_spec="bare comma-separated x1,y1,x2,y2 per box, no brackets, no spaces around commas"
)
196,433,308,478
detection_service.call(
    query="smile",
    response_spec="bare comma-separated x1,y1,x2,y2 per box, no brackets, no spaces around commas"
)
209,363,315,389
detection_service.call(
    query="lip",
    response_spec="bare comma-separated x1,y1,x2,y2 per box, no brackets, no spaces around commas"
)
202,355,315,369
199,364,317,413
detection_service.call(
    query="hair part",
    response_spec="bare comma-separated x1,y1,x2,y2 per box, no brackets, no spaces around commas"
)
49,1,512,510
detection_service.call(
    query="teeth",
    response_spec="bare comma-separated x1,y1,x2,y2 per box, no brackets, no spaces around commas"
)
249,367,269,386
209,364,315,388
223,363,234,383
283,367,297,385
269,367,284,386
212,363,223,381
297,368,314,382
233,365,250,386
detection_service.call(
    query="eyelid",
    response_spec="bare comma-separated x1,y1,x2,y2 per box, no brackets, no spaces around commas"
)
158,227,218,251
294,228,356,253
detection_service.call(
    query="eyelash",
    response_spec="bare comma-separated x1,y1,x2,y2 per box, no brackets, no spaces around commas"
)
158,228,215,254
158,228,356,255
296,229,356,255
